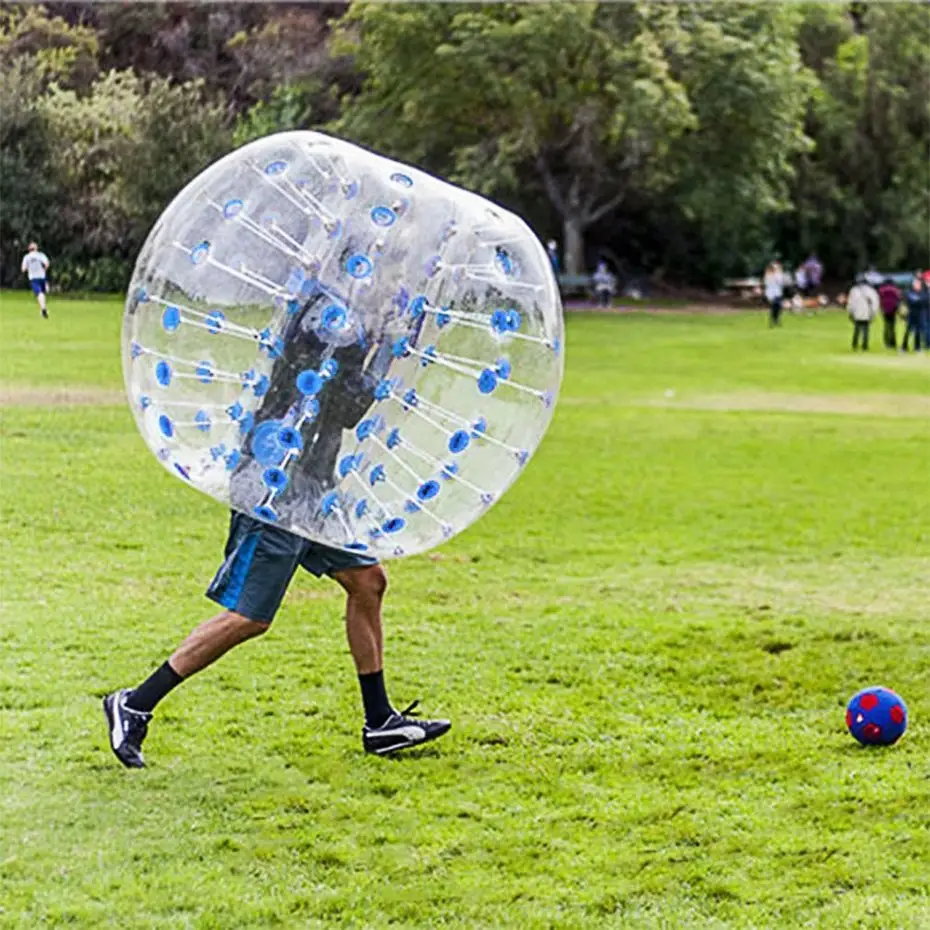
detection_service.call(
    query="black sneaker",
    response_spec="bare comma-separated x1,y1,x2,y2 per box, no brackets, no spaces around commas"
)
41,309,48,319
103,689,152,768
363,701,451,755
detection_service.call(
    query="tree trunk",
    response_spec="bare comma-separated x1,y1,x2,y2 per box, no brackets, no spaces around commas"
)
563,214,585,276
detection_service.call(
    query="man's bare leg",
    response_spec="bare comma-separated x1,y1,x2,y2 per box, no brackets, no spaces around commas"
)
331,563,452,753
169,610,268,678
103,610,269,768
332,565,392,725
333,564,387,675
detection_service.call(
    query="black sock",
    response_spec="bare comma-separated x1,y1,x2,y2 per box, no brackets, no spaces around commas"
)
125,661,184,713
358,670,393,728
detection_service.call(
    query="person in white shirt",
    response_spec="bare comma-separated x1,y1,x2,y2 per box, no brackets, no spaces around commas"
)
763,261,786,326
592,260,616,308
21,242,50,318
847,274,880,351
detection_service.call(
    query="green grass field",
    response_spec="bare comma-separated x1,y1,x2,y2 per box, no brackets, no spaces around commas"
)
2,291,929,929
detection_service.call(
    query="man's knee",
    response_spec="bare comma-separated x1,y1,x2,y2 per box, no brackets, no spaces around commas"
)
219,610,270,640
335,565,387,600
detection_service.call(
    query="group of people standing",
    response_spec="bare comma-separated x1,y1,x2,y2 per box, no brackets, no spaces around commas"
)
847,272,930,352
763,254,823,326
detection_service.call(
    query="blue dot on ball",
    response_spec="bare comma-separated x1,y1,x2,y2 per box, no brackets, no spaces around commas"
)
190,240,210,265
251,420,286,466
846,686,908,746
158,414,174,438
161,306,181,332
206,310,225,334
417,480,440,502
448,430,470,454
478,369,498,394
345,255,372,279
322,303,348,330
490,309,509,333
262,467,288,491
278,426,303,451
371,206,396,227
296,369,322,396
355,418,377,441
320,491,340,516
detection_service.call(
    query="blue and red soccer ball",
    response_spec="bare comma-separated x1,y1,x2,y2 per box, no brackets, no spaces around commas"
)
846,686,908,746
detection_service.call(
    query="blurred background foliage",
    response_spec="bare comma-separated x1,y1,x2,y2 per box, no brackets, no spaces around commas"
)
0,1,927,290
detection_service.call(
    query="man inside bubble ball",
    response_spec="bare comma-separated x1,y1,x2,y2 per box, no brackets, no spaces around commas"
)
103,289,450,768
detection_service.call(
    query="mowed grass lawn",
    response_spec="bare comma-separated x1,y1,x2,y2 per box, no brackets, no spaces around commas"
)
1,291,929,929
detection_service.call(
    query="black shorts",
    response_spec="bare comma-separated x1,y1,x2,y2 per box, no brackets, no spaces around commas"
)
206,512,378,623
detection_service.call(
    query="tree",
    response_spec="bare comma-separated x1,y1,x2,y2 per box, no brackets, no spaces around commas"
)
233,83,315,147
657,2,814,281
0,61,62,286
36,68,230,289
120,77,232,243
0,3,99,91
0,5,99,285
335,2,695,275
795,3,930,276
39,69,142,258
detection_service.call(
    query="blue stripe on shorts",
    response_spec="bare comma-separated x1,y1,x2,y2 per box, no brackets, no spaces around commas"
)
216,531,260,611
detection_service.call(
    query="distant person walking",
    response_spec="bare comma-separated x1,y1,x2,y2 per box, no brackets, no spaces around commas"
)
763,261,786,326
546,239,560,275
903,275,930,352
847,275,879,351
21,242,50,318
877,278,902,349
801,254,823,296
592,260,615,309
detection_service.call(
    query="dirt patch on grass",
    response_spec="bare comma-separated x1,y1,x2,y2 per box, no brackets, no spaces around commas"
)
565,301,746,315
832,353,930,372
642,390,930,418
0,386,124,407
